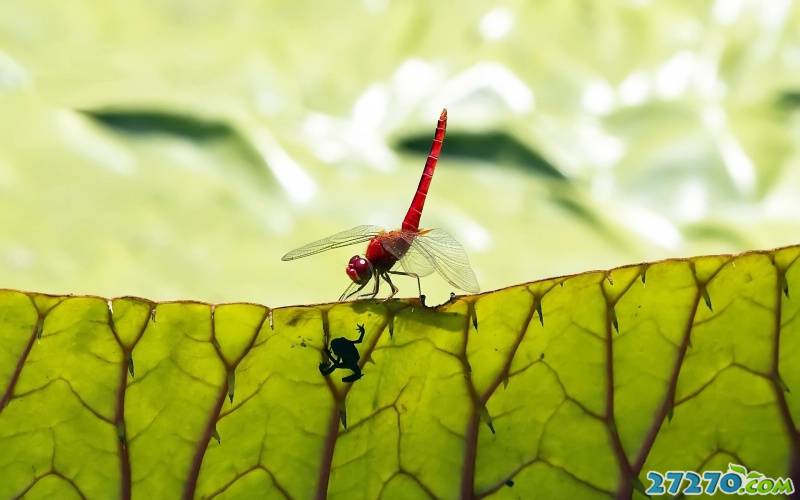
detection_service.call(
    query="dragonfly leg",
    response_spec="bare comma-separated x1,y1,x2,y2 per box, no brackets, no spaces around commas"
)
381,273,399,302
358,272,380,299
387,270,423,299
340,281,367,301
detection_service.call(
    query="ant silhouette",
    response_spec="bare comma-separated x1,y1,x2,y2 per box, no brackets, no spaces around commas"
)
319,323,366,383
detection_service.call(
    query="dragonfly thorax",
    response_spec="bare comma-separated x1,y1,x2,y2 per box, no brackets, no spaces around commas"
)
365,237,401,272
346,255,373,284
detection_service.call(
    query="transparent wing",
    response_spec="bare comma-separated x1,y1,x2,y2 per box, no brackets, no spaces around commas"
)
281,225,383,261
400,243,436,277
409,228,480,293
378,231,435,277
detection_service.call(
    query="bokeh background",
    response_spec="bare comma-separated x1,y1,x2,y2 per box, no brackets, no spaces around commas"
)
1,1,799,306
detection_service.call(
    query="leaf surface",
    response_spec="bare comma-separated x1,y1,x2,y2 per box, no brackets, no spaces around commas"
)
1,245,799,499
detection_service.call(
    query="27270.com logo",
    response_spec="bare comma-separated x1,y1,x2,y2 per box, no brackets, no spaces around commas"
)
645,463,795,496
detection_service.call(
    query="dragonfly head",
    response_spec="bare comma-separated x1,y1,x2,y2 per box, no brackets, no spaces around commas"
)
346,255,373,285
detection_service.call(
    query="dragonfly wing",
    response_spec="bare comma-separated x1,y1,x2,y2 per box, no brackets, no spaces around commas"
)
378,231,435,277
399,241,436,277
281,225,383,261
411,228,480,293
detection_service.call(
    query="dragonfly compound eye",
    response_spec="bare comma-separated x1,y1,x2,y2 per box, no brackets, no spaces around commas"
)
346,255,373,284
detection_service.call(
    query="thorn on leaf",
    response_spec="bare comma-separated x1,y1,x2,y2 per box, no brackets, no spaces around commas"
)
610,306,619,334
535,300,543,326
632,476,648,496
116,421,126,444
775,372,791,393
480,406,496,435
702,288,713,311
227,372,236,403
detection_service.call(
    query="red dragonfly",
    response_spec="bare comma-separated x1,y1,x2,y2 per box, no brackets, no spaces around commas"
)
282,109,479,301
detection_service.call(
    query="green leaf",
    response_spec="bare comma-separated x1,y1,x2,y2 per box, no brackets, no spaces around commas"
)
1,245,799,498
631,475,649,497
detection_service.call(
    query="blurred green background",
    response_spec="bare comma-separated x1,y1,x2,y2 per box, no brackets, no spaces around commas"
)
1,1,799,306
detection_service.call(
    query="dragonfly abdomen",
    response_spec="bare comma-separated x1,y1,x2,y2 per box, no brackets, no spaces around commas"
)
402,109,447,232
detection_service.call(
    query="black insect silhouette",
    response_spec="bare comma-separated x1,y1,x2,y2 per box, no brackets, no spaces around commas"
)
319,324,366,383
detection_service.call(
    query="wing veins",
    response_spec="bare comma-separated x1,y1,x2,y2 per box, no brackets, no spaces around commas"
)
282,225,382,261
410,229,479,293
